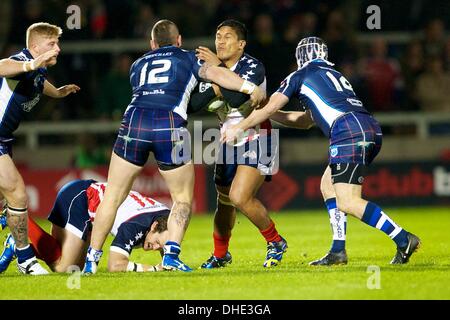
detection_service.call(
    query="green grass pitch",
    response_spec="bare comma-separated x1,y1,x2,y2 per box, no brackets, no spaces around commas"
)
0,207,449,300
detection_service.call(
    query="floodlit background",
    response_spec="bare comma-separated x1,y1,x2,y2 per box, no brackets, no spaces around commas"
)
2,0,448,215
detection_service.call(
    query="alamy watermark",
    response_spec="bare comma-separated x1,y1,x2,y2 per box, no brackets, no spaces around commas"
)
366,5,381,30
66,5,81,30
366,265,381,289
66,265,81,289
145,121,280,176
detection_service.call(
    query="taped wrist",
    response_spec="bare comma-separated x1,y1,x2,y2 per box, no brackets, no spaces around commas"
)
127,261,144,272
146,265,158,272
239,80,256,94
22,61,36,72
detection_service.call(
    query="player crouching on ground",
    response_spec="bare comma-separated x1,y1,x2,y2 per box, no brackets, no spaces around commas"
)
0,179,169,273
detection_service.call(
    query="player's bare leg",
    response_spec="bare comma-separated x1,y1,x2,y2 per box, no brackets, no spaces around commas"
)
0,155,48,275
201,185,235,268
229,165,270,229
229,165,287,267
159,161,194,271
50,225,87,272
333,183,367,219
310,166,348,266
334,182,420,264
83,153,142,274
320,166,335,199
214,185,236,238
159,161,194,243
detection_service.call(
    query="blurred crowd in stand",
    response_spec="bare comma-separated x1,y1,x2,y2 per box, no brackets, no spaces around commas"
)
0,0,448,167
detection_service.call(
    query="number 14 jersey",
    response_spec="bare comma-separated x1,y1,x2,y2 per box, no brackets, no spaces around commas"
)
277,59,370,137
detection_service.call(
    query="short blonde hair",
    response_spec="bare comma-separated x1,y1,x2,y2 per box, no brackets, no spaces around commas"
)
26,22,62,48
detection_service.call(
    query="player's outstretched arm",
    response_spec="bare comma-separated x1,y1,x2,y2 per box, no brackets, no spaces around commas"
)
108,251,162,272
199,63,265,107
43,80,80,98
0,49,59,78
270,110,315,129
222,92,289,143
0,58,33,78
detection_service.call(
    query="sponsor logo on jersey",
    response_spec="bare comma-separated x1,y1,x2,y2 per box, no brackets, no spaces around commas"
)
21,94,41,112
199,82,212,93
330,147,338,157
142,89,165,95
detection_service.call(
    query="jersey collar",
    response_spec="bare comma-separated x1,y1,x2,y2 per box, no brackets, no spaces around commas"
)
22,48,34,60
298,58,335,70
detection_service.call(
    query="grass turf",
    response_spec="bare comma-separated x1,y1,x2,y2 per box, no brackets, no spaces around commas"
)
0,207,449,300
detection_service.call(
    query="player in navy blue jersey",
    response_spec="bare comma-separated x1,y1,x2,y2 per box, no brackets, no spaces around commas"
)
0,179,170,273
223,37,420,265
0,22,80,275
83,20,266,274
193,20,286,269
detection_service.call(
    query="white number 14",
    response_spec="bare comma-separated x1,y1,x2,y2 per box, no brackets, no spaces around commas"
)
326,71,354,92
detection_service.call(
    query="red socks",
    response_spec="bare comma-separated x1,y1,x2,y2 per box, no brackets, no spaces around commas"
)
213,233,231,258
28,217,62,265
260,220,282,243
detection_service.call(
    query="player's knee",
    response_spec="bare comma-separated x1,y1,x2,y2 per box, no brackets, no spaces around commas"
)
335,196,354,214
320,179,334,199
229,190,251,209
5,188,28,208
52,262,77,273
107,262,124,272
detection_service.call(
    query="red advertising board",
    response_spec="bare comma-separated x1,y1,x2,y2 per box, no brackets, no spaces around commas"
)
21,165,207,218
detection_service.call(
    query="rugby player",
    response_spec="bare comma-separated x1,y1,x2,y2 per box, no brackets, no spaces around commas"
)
223,37,420,265
0,179,170,273
192,20,287,269
0,22,80,275
83,20,265,274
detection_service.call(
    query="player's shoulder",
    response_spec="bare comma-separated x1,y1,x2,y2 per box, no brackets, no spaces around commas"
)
160,46,195,59
130,52,147,70
304,59,336,73
9,48,32,62
240,53,264,68
283,68,305,84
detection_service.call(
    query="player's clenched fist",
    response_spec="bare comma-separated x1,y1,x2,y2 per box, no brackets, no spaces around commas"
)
249,85,266,107
34,49,59,69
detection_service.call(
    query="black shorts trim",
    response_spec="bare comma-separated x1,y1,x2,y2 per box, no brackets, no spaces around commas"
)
330,163,367,185
157,160,189,171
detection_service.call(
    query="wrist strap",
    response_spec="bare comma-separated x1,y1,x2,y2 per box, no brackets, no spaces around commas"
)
22,61,36,73
147,265,157,272
239,80,256,94
126,261,144,272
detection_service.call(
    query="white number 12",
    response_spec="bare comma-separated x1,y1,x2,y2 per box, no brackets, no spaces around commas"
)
139,59,171,85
